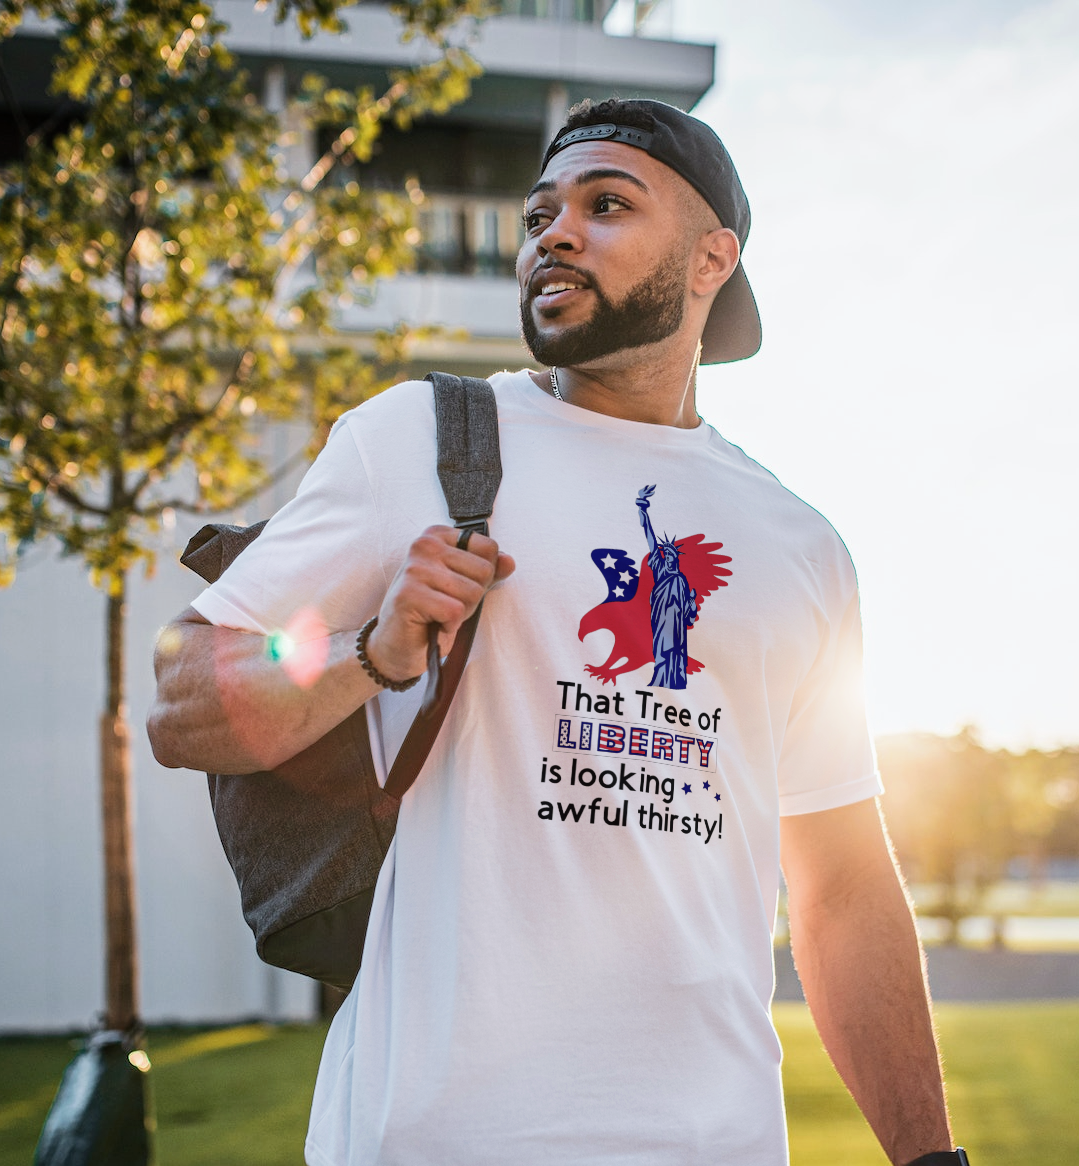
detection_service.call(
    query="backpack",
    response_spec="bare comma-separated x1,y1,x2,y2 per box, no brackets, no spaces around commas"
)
179,373,501,992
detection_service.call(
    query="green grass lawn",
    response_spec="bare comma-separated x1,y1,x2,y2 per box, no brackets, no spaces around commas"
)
3,1003,1075,1163
778,1001,1079,1164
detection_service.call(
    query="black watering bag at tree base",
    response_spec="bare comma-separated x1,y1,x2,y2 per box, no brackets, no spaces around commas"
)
33,1030,152,1166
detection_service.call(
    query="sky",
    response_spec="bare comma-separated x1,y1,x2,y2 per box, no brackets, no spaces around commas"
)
617,0,1079,751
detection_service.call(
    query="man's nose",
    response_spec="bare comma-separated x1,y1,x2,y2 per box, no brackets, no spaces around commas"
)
536,208,581,257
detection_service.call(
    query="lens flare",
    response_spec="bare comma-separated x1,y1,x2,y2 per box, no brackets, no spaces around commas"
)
266,630,295,663
268,608,330,689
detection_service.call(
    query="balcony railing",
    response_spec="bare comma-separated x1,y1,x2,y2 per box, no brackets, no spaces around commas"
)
416,194,524,278
493,0,615,25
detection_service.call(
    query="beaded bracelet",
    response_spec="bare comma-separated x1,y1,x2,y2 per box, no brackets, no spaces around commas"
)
355,616,422,692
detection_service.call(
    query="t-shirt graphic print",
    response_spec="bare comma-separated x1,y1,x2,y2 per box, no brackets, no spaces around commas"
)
579,482,733,689
546,481,733,850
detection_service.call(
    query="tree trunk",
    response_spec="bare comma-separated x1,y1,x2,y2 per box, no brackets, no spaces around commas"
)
101,577,140,1032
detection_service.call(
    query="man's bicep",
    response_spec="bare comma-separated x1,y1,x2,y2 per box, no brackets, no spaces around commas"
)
166,606,209,634
780,797,898,911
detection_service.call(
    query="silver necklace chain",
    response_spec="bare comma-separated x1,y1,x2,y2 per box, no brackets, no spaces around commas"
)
549,367,564,402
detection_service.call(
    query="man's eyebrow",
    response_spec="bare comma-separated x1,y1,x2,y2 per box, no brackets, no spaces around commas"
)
525,178,556,201
573,168,650,193
524,168,651,202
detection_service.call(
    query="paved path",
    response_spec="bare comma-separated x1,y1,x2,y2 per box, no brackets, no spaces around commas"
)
774,945,1079,1002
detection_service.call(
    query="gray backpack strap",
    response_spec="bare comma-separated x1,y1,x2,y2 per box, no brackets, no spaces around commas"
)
384,374,502,798
428,372,502,537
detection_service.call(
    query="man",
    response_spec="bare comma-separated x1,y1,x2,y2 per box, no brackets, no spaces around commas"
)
149,99,967,1165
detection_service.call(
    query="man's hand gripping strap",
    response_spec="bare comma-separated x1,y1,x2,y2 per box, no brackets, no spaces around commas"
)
383,373,502,799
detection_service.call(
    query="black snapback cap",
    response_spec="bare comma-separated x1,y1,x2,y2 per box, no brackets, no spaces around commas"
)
542,100,761,364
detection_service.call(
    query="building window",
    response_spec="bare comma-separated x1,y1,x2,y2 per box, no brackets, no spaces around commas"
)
416,194,524,277
320,120,537,277
496,0,600,22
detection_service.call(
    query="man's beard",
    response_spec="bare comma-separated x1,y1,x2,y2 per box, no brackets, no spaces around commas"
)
520,250,687,368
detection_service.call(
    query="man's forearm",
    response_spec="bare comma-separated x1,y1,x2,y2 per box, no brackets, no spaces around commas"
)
147,526,515,775
782,802,953,1165
148,610,383,774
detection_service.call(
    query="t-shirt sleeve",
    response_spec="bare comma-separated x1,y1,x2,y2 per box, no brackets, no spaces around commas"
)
190,417,388,638
776,556,882,816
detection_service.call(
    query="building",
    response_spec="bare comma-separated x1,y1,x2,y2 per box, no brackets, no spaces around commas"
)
0,1,714,1030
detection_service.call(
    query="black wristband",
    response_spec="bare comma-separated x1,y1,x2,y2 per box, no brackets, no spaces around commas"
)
904,1150,969,1166
355,616,422,692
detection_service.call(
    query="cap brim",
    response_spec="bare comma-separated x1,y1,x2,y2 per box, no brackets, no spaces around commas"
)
700,262,761,364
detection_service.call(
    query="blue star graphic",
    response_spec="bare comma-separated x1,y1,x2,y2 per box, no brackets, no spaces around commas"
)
682,783,691,795
714,793,721,801
703,780,710,790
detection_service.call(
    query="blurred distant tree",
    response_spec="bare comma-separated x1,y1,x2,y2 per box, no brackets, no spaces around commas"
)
0,0,485,1033
879,728,1013,941
1011,746,1079,877
880,732,1079,940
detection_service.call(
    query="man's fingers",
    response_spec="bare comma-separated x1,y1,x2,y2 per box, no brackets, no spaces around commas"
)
414,526,509,591
494,552,516,582
398,554,488,611
415,527,497,574
445,530,502,581
368,526,513,680
454,529,499,560
407,580,476,629
406,540,514,650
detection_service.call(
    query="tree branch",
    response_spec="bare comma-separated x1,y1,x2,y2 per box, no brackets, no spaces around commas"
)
52,480,111,516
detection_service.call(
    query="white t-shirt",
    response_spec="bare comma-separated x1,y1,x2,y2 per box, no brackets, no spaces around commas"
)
193,370,880,1166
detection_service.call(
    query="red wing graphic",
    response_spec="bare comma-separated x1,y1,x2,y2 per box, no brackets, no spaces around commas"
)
675,534,733,614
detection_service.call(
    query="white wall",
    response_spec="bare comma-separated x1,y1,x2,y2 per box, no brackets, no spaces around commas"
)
0,522,317,1032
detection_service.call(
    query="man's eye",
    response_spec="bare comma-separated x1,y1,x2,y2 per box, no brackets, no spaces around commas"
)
523,210,548,231
595,194,624,214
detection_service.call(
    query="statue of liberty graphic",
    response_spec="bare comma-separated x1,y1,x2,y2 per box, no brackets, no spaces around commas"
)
578,488,732,688
636,484,699,689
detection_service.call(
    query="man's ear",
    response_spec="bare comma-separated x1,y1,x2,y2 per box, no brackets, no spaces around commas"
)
691,227,740,297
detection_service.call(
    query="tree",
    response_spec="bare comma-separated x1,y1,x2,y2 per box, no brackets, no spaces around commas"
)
0,0,485,1034
1008,746,1079,872
879,730,1079,941
879,728,1013,941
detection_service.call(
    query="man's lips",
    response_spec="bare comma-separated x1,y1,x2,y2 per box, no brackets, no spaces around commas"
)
528,266,593,306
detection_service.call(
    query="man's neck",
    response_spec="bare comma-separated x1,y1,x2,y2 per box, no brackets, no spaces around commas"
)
532,344,702,428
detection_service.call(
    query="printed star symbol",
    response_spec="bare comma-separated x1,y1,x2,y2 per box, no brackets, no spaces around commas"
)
703,780,710,790
714,793,721,801
614,586,624,597
682,783,692,795
619,570,632,583
601,554,617,569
